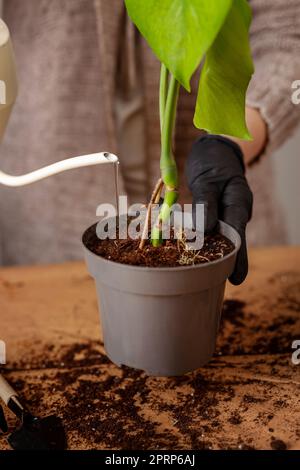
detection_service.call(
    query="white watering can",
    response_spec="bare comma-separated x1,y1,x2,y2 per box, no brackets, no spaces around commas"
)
0,18,118,186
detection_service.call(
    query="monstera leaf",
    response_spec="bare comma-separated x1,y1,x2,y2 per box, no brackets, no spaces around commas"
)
194,0,254,139
124,0,254,139
125,0,232,91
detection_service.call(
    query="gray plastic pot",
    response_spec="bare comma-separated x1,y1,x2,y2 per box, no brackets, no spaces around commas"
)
82,220,240,376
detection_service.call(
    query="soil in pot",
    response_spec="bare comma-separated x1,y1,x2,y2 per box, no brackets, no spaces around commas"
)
83,223,235,268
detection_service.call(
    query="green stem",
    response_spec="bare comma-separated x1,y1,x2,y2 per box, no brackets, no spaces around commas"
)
151,68,180,247
161,74,179,163
159,64,168,133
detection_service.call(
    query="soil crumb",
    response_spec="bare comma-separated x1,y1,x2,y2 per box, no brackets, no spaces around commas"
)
270,438,287,450
83,223,235,268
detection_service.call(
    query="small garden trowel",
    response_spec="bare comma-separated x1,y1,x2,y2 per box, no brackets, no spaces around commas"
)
0,374,66,450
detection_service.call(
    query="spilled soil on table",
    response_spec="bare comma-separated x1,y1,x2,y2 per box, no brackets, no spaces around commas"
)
1,271,299,450
216,272,300,356
1,339,294,451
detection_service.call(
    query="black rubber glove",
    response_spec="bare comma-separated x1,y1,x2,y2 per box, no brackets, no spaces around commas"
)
185,135,253,285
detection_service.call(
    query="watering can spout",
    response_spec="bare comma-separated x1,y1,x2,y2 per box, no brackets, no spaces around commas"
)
0,21,119,187
0,152,119,187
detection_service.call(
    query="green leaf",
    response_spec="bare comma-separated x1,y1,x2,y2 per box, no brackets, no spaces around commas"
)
194,0,254,139
125,0,233,91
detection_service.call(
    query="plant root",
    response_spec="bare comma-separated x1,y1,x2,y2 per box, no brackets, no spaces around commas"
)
177,229,222,266
139,178,164,250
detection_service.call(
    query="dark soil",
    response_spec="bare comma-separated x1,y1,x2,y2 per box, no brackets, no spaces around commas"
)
216,273,300,356
83,223,235,268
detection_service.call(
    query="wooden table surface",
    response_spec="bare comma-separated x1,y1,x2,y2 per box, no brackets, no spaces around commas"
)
1,247,300,450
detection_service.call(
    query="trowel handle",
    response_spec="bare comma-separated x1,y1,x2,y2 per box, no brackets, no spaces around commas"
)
0,374,17,405
0,374,25,418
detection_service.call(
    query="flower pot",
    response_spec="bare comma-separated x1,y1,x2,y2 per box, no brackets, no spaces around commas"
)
82,220,240,376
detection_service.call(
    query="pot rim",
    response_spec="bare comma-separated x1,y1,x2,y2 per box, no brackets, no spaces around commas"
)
82,219,241,273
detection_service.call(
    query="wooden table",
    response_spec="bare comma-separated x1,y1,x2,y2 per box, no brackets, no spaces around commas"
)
1,247,300,450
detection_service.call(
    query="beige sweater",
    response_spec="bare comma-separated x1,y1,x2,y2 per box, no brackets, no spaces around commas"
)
0,0,300,265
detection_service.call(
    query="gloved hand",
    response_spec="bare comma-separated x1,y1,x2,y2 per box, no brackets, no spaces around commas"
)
185,134,253,285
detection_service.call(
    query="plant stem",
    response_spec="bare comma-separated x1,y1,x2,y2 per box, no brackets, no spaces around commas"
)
151,68,180,247
159,65,168,133
139,178,164,250
161,74,179,165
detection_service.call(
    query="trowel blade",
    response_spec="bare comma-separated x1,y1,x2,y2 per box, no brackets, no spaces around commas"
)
8,415,66,450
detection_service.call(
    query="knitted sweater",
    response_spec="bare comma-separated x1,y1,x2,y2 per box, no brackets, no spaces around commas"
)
0,0,299,265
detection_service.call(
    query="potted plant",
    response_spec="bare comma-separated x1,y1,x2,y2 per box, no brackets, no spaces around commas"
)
82,0,254,376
